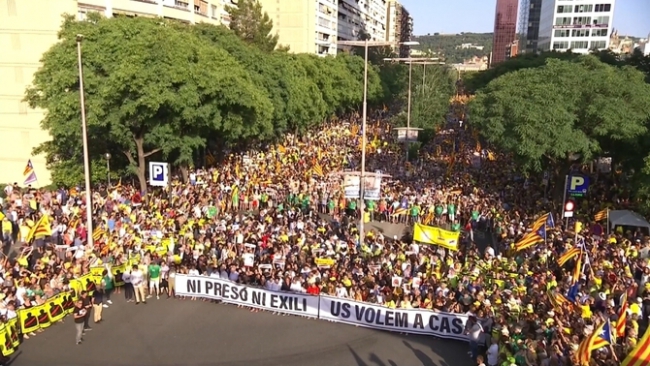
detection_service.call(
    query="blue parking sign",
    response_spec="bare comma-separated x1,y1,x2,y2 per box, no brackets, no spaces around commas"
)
567,174,589,196
149,162,169,187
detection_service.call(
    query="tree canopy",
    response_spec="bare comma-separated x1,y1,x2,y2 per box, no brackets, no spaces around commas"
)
468,55,650,186
226,0,278,52
25,14,388,191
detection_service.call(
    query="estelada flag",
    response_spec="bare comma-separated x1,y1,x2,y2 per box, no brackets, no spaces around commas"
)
621,323,650,366
23,159,34,176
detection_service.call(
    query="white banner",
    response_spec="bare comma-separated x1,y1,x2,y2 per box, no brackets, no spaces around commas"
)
175,275,320,318
318,296,469,341
342,173,381,200
175,275,474,342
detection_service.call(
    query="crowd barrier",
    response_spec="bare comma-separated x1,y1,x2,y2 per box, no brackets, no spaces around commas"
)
175,274,471,342
0,270,106,357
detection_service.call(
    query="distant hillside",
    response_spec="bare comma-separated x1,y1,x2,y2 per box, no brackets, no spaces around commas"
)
414,33,493,63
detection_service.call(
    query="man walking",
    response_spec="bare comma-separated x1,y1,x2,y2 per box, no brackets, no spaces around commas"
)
131,264,147,305
73,299,86,345
80,291,93,331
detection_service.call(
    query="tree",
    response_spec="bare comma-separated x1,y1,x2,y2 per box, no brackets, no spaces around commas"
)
226,0,278,52
468,56,650,197
462,51,581,93
25,15,272,192
408,64,456,131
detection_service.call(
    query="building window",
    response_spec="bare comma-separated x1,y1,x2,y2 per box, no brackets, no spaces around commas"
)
555,17,572,25
572,16,591,25
571,29,590,37
574,4,593,13
570,41,589,49
554,29,570,37
590,40,607,49
593,16,610,25
594,4,611,12
592,28,608,37
553,41,569,50
556,5,572,13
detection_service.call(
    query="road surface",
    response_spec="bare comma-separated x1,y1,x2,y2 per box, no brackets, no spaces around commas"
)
10,295,470,366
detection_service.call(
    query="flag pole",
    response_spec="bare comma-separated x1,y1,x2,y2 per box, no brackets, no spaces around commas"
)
606,209,609,236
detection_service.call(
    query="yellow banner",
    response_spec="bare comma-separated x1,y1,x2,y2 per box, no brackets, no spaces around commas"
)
111,264,126,287
34,303,51,329
18,307,40,334
6,318,19,348
46,293,67,323
315,258,336,267
413,223,460,251
0,324,13,357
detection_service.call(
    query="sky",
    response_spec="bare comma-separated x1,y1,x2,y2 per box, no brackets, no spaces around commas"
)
400,0,649,38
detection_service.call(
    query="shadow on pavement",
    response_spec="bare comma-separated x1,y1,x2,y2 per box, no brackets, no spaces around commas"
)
348,337,457,366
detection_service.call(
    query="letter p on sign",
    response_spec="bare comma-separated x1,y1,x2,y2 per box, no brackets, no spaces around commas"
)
149,162,169,187
569,176,584,190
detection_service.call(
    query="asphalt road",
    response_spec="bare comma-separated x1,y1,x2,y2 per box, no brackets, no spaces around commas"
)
9,294,470,366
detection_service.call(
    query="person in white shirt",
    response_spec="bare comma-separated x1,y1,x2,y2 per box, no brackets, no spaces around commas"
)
486,338,499,366
130,265,147,305
122,271,134,302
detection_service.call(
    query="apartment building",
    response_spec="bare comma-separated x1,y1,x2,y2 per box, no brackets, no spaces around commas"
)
259,0,339,56
385,0,401,46
337,0,387,43
0,0,233,185
537,0,615,53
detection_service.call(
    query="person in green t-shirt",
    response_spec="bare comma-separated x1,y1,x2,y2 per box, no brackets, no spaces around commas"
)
434,204,444,225
148,262,161,299
451,222,461,232
101,269,114,305
410,204,420,224
327,198,335,215
348,200,357,218
366,200,376,221
447,203,456,223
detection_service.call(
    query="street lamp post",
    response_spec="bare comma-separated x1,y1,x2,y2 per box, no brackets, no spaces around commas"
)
105,153,112,187
76,34,94,248
336,39,418,245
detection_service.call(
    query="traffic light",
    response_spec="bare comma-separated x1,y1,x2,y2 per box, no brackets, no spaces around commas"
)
563,199,575,218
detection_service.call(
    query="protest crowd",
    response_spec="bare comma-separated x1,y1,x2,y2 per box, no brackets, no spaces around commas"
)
0,109,649,366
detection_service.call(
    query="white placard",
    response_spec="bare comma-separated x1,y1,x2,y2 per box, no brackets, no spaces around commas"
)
175,275,319,318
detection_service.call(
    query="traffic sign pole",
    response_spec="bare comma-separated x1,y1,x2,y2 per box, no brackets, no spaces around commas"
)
562,174,569,229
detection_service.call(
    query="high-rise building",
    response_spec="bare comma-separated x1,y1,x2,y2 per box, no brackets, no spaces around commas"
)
492,0,519,65
537,0,615,53
385,0,413,57
518,0,543,54
259,0,339,56
337,0,387,43
0,0,232,185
